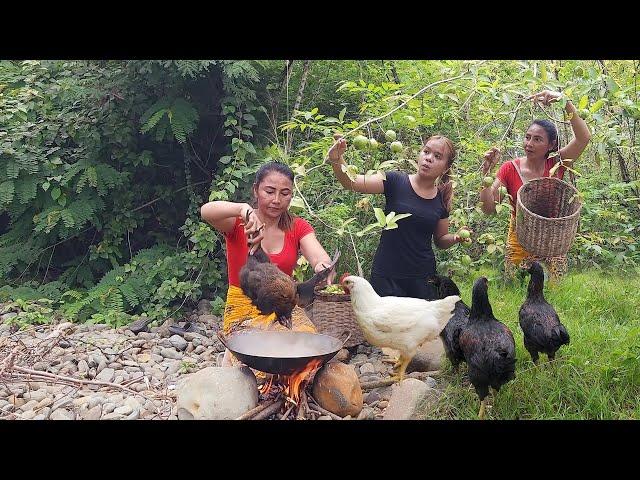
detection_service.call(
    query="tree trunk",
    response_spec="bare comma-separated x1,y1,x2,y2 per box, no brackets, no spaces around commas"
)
286,60,312,152
292,60,311,113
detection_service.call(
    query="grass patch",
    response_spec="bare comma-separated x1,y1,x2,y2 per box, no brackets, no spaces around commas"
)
420,268,640,420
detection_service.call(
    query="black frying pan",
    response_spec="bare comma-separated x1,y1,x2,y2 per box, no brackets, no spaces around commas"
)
217,330,351,376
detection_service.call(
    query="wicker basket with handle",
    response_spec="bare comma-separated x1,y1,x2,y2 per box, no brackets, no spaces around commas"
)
311,285,365,348
515,177,582,257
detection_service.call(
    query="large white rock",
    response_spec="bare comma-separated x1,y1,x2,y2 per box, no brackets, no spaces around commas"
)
176,366,258,420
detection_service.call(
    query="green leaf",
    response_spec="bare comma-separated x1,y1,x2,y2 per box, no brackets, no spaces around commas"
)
578,95,588,110
385,211,395,224
51,187,61,200
355,223,379,237
338,107,346,122
590,98,606,113
374,207,387,226
487,244,497,254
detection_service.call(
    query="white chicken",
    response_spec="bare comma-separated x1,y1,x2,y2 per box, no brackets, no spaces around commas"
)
342,275,460,382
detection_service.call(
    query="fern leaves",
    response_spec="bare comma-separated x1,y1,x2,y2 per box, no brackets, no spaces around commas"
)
140,97,199,143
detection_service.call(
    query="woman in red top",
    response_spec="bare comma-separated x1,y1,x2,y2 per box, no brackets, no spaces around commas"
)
479,89,591,278
201,162,335,338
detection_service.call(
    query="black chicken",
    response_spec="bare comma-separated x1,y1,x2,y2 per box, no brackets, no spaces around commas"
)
239,223,340,329
459,277,516,419
431,275,470,372
519,261,570,364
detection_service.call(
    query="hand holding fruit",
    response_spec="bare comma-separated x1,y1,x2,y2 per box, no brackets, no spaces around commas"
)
482,147,501,175
454,226,473,245
527,89,563,107
328,133,347,164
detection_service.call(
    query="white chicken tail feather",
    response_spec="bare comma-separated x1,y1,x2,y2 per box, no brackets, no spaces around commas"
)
431,295,460,331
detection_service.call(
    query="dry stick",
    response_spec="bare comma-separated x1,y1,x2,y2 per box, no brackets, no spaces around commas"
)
10,365,146,398
296,389,308,420
0,348,20,377
348,231,364,278
307,398,343,420
236,398,279,420
280,403,295,420
252,399,285,420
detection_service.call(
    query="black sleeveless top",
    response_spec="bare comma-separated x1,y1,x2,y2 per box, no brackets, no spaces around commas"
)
371,171,449,279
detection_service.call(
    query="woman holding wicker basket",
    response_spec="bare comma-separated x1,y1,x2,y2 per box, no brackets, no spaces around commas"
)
479,89,592,279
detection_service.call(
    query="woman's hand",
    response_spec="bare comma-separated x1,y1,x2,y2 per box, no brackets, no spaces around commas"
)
481,147,501,175
453,226,474,245
327,133,347,164
314,261,336,286
528,89,563,106
240,206,265,255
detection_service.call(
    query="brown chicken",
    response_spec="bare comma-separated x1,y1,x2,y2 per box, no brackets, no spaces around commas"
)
239,238,340,329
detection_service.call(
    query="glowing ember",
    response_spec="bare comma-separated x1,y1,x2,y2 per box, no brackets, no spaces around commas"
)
259,374,275,395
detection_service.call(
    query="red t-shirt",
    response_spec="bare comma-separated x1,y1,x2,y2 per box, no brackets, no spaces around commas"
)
224,216,315,287
496,157,566,212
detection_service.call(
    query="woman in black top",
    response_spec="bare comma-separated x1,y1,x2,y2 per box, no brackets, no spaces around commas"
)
328,134,467,300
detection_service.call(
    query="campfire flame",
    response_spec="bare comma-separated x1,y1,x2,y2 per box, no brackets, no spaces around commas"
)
284,359,323,404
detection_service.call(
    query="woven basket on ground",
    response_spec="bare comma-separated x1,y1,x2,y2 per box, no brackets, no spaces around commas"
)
515,177,582,257
311,286,365,348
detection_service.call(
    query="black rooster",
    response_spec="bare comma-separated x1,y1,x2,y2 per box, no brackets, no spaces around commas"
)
431,275,470,372
519,262,570,363
459,277,516,419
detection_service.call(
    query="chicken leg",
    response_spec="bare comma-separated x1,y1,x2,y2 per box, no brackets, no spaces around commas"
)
478,398,487,420
389,355,412,383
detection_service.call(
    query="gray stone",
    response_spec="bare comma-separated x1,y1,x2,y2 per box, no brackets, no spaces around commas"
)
114,405,133,415
1,312,18,322
20,400,39,411
169,335,188,351
126,409,140,420
102,412,125,420
176,366,258,420
160,348,182,360
406,338,445,373
24,390,48,402
364,391,381,405
77,360,89,374
33,414,47,420
359,363,376,375
52,398,73,410
197,299,211,314
32,362,49,371
382,379,440,420
102,403,116,414
81,405,103,420
95,368,115,383
198,314,221,329
35,397,53,409
50,409,76,420
21,410,37,420
150,353,164,363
